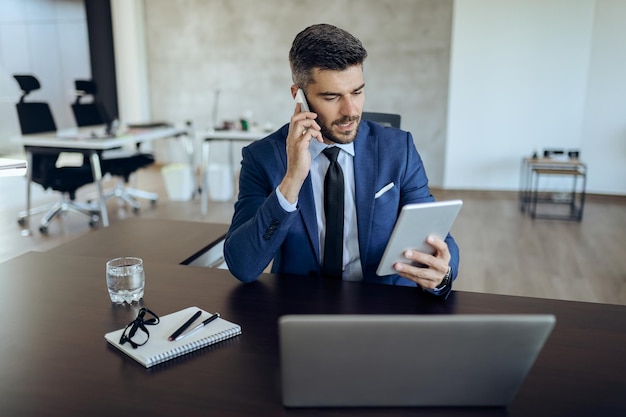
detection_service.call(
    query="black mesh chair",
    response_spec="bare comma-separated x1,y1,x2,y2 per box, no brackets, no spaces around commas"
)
71,80,114,131
71,79,157,212
362,112,401,128
13,74,100,234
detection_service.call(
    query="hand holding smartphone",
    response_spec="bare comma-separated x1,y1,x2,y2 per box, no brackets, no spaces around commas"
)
293,88,322,146
280,88,316,203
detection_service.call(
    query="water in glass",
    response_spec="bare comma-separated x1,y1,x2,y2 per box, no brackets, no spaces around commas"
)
106,257,145,304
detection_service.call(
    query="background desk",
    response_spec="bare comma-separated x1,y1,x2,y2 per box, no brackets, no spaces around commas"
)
20,126,188,227
1,219,624,416
0,158,27,176
200,130,264,215
519,157,587,220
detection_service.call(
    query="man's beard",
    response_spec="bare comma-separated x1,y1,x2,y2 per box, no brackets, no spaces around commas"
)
318,115,361,144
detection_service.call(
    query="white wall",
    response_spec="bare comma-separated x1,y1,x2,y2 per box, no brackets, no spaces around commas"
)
446,0,625,195
581,0,626,195
0,0,90,153
446,0,593,190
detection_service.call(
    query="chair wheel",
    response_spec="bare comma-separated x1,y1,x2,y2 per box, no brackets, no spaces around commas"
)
39,226,48,234
17,218,26,226
89,215,100,228
132,206,141,214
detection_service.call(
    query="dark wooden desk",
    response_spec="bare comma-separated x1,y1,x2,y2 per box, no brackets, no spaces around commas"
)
1,222,624,416
47,218,229,265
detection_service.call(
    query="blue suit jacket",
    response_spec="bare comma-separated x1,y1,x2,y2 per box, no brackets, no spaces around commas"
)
224,121,459,294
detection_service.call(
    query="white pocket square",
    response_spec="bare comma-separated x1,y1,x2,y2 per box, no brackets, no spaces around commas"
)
374,182,394,199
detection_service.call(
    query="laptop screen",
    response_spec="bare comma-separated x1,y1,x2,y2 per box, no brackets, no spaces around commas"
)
279,314,555,407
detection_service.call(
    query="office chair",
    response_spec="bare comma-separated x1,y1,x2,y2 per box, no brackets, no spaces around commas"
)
13,74,100,234
362,112,401,129
72,79,157,212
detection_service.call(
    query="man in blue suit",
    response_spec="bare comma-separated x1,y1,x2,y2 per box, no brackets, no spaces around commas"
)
224,24,459,297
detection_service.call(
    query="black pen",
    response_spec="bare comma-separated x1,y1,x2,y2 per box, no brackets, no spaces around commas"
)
168,310,202,341
175,313,220,341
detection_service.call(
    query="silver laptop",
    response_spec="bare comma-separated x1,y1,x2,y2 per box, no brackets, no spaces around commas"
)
279,314,555,407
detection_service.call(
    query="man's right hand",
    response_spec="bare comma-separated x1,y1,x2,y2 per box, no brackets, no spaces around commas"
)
278,102,323,204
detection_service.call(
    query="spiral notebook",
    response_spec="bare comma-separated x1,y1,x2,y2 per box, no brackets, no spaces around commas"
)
105,306,241,368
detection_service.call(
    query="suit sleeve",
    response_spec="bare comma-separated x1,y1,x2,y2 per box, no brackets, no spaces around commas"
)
223,144,296,283
399,132,460,296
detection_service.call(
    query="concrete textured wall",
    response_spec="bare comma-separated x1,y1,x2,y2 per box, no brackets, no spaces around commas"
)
143,0,453,186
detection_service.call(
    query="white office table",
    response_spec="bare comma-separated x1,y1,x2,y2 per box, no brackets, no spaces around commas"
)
200,129,265,215
20,126,188,228
0,158,27,177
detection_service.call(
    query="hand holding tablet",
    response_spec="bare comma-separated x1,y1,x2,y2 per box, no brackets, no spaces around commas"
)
376,200,463,276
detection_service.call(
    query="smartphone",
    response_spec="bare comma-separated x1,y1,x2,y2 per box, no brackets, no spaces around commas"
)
295,88,310,112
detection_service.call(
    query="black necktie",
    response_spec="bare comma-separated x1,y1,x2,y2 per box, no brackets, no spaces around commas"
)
322,147,344,279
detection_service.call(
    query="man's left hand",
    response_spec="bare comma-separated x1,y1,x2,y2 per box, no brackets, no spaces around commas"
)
393,235,451,290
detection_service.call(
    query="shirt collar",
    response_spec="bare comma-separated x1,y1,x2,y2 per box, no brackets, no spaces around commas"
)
309,137,356,159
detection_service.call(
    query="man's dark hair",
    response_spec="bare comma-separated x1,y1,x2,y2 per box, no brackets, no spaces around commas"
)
289,23,368,89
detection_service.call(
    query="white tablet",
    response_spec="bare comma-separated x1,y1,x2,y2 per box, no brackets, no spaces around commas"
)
376,200,463,276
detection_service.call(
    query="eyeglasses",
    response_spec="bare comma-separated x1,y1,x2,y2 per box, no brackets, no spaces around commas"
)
119,307,160,349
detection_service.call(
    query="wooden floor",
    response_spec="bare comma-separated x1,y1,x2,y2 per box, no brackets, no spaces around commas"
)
1,164,625,305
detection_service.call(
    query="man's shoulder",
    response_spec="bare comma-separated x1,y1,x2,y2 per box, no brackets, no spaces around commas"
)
362,120,407,138
359,120,412,151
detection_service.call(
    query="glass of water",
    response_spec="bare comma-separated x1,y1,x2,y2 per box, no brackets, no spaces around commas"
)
106,257,145,304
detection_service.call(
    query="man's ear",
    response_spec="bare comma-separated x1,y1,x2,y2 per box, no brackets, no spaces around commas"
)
290,84,299,99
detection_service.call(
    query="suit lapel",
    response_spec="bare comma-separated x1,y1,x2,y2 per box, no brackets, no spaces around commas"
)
354,123,376,267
